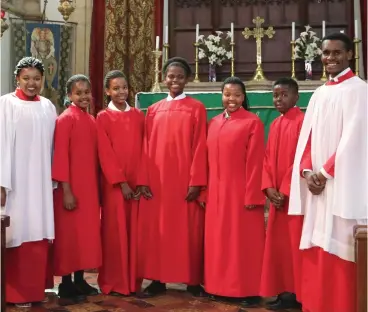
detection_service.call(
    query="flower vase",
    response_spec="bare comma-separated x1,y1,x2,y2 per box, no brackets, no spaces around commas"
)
208,64,217,82
304,61,313,80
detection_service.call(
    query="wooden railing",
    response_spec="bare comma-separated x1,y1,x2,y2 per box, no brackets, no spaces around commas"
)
354,225,367,312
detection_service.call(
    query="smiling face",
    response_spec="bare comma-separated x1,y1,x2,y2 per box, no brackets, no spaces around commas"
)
321,39,352,77
273,84,299,114
16,67,43,99
105,77,129,107
164,65,188,98
222,83,245,114
68,80,92,110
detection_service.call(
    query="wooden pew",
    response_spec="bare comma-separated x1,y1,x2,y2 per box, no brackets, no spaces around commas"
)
1,215,10,312
354,225,367,312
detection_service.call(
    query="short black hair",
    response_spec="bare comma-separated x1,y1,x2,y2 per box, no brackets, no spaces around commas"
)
163,57,192,77
104,70,127,89
66,74,91,94
273,77,299,93
14,57,44,77
322,33,353,52
221,76,249,110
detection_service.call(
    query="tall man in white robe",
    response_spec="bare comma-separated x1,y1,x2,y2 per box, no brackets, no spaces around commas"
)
289,33,367,312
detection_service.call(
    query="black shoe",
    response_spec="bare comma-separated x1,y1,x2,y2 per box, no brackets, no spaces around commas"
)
74,280,99,296
58,282,87,302
239,296,262,308
138,281,166,298
186,285,207,297
266,298,302,310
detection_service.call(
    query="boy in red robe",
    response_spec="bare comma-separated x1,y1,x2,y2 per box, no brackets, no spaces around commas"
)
52,74,102,301
137,57,207,298
97,70,144,296
260,78,304,310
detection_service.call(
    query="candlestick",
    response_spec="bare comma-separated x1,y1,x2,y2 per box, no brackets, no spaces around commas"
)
151,49,162,92
290,41,296,80
196,24,199,42
354,38,361,77
155,36,159,50
231,22,234,40
230,41,235,77
291,22,295,41
165,25,168,44
354,19,358,39
193,42,200,82
320,65,327,81
322,20,325,38
163,43,169,62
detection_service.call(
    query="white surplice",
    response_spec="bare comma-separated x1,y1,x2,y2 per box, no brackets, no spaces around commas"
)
0,93,57,248
289,74,367,262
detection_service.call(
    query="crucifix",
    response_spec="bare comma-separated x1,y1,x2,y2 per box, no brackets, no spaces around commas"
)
242,16,275,81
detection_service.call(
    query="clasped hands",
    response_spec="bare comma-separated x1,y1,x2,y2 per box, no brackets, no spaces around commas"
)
304,171,327,195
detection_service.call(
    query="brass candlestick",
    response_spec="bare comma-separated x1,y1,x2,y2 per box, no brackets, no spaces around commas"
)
354,38,361,77
320,65,327,81
193,42,200,83
230,41,235,77
151,50,162,93
242,16,275,81
290,41,296,80
163,43,169,63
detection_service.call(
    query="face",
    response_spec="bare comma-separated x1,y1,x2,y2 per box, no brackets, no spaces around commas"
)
105,77,128,106
164,65,188,97
68,81,92,110
16,67,43,98
222,83,245,113
40,30,46,40
273,84,299,114
321,40,352,77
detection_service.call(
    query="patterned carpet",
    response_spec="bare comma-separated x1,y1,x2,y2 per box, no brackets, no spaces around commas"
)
6,273,302,312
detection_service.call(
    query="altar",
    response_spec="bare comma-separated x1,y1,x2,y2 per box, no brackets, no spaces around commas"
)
135,80,323,138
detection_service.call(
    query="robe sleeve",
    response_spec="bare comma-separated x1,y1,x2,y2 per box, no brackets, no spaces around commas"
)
52,114,73,182
261,123,274,192
244,119,265,206
321,153,335,179
300,134,312,177
137,108,150,186
96,114,126,185
189,103,208,186
0,100,14,191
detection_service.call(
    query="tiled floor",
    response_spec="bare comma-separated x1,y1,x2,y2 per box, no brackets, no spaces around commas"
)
6,273,302,312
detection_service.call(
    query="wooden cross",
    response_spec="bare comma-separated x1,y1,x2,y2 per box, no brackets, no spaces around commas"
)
48,63,54,75
242,16,275,81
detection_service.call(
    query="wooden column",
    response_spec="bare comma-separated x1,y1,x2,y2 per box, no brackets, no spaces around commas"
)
354,225,367,312
1,215,10,312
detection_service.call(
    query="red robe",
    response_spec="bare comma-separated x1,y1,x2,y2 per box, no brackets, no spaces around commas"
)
6,89,53,304
204,107,265,297
52,105,101,276
96,107,144,295
260,107,304,299
137,96,207,285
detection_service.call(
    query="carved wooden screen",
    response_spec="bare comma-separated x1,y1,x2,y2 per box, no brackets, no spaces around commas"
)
169,0,353,81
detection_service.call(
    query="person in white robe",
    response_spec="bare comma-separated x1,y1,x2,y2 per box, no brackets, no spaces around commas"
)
0,57,57,307
289,33,367,312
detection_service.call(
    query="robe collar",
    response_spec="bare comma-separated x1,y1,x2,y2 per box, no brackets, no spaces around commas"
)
167,92,186,101
70,103,88,113
282,106,301,118
223,106,246,119
326,67,354,86
14,88,40,101
108,101,131,112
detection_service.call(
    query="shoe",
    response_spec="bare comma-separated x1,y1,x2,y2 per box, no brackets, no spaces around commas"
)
74,280,99,296
266,298,302,310
109,291,130,297
138,281,166,298
58,282,87,303
187,285,207,297
239,296,262,308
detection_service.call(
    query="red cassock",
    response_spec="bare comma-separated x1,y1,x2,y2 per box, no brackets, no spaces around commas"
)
137,96,207,285
52,105,102,276
96,107,144,295
260,107,304,299
204,107,265,297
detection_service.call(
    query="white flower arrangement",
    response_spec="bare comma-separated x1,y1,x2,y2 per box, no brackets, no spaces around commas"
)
198,31,233,66
294,25,322,62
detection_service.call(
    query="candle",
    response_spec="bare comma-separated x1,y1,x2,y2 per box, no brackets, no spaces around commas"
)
231,22,234,42
291,22,295,41
196,24,199,42
165,25,168,44
354,19,358,38
322,20,325,38
340,30,344,33
156,36,159,50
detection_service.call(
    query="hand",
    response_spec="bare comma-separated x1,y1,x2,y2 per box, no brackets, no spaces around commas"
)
137,185,153,200
185,186,201,202
1,187,6,207
316,172,328,185
133,189,141,201
266,188,284,208
304,171,326,195
199,202,206,208
120,182,135,200
63,190,76,210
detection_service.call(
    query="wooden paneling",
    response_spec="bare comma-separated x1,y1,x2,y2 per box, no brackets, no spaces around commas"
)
168,0,353,81
354,225,367,312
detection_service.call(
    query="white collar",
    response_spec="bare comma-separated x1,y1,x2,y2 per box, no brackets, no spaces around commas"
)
167,93,186,101
329,67,351,82
224,110,230,118
108,101,131,112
